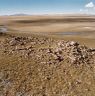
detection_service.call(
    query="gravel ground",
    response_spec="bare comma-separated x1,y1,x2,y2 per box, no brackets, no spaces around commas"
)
0,33,95,96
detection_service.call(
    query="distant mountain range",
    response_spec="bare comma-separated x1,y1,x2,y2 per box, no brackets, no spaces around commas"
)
0,13,30,16
10,13,30,16
1,13,95,16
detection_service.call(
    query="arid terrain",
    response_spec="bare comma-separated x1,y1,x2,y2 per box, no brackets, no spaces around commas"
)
0,15,95,96
1,15,95,47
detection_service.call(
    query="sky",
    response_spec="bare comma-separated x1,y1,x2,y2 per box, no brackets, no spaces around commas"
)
0,0,95,15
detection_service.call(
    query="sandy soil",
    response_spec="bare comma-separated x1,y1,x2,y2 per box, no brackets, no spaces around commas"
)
1,15,95,47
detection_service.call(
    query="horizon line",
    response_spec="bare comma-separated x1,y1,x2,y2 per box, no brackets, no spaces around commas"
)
0,13,95,16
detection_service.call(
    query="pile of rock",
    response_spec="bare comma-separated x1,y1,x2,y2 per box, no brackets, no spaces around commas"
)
0,36,35,57
35,40,95,65
56,40,95,64
0,35,95,65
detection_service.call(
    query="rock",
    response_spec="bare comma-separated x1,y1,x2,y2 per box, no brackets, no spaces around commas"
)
0,35,95,65
31,42,36,45
88,48,95,52
46,48,53,53
25,45,33,50
56,40,95,64
9,39,17,46
53,54,63,62
69,41,79,46
57,40,65,47
54,47,62,54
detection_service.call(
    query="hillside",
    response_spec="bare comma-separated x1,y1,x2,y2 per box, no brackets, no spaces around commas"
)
0,33,95,96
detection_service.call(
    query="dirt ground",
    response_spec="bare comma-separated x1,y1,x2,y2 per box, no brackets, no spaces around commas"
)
0,15,95,96
0,15,95,47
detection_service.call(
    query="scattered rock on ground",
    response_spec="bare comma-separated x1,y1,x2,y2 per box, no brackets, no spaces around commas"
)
0,36,95,65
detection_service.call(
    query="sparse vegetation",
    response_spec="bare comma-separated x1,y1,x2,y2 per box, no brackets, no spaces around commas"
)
0,15,95,96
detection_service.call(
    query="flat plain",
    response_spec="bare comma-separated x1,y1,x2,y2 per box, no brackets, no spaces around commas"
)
1,15,95,47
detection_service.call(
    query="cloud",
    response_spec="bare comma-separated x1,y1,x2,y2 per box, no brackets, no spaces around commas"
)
79,2,95,14
85,2,95,8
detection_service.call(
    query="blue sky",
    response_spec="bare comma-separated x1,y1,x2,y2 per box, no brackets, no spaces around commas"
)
0,0,95,15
